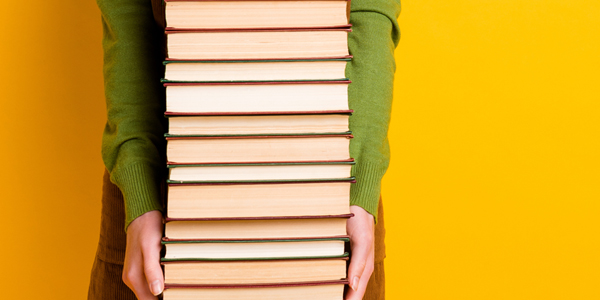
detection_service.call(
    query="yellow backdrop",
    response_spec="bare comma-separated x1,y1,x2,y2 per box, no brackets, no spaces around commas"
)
0,1,598,299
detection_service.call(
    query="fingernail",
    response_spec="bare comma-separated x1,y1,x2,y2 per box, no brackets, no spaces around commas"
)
351,276,359,291
151,280,163,296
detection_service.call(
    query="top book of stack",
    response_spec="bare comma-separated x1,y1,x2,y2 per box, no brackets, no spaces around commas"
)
164,0,350,30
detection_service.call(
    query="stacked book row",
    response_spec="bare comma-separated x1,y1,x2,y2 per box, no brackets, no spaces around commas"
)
161,0,354,299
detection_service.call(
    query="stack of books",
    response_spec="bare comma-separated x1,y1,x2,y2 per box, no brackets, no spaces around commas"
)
161,0,355,299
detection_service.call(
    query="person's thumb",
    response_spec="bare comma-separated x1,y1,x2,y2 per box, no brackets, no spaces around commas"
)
143,243,164,296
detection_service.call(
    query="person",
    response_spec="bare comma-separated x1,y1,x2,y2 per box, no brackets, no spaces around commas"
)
88,0,400,299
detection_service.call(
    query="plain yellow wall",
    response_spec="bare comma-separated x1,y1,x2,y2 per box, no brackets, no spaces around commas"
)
1,1,598,299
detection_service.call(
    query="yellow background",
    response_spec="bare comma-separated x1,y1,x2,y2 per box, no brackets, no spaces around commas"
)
0,0,598,299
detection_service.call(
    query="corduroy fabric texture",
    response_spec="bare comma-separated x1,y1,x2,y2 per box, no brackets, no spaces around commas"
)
88,170,386,299
88,170,137,300
96,0,400,229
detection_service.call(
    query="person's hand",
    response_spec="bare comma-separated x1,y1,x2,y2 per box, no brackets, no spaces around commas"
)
122,210,164,299
345,205,375,300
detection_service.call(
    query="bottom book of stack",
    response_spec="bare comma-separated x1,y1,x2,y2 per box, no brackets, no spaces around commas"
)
163,281,348,300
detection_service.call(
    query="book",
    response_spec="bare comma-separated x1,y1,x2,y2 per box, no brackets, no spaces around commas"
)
165,81,350,114
163,281,347,300
164,0,349,29
167,180,353,219
164,215,351,240
167,161,354,183
163,59,350,82
166,113,351,135
162,237,349,260
166,134,352,163
166,28,351,60
162,258,348,284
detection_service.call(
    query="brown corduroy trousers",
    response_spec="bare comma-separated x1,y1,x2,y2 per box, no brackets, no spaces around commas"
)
88,171,386,299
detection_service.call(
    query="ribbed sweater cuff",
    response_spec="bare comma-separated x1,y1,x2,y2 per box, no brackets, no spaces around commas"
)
350,161,383,223
112,163,163,231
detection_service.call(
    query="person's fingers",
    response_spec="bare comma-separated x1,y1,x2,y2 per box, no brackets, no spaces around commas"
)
143,240,164,296
129,272,158,300
346,231,373,292
123,247,158,300
345,246,374,300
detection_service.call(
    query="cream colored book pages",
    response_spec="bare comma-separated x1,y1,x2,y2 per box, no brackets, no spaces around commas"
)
164,61,347,82
166,1,348,29
167,182,351,218
164,240,345,259
168,164,352,181
163,284,344,300
167,137,350,163
165,218,348,240
167,31,349,60
166,84,349,113
164,259,347,284
167,114,349,135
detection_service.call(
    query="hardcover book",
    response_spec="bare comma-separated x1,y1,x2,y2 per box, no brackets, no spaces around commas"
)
163,59,350,82
166,112,351,135
166,134,352,163
167,180,354,219
167,161,354,183
165,81,350,114
166,28,351,60
162,237,349,260
163,281,348,300
164,0,349,29
162,257,348,284
164,215,351,240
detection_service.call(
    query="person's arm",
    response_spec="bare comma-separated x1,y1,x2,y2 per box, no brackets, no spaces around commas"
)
345,0,401,299
347,0,401,223
98,0,165,229
97,0,166,298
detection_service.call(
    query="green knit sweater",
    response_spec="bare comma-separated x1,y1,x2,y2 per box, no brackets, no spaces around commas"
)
96,0,400,230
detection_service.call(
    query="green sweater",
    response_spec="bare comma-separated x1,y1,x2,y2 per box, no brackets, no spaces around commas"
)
96,0,401,230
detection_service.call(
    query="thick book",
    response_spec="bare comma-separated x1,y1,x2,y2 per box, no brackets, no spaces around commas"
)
166,134,352,164
164,0,349,29
163,280,347,300
166,112,351,135
166,28,351,60
163,59,350,82
167,161,354,183
167,180,354,219
162,237,349,261
165,81,350,114
162,257,348,284
164,214,351,240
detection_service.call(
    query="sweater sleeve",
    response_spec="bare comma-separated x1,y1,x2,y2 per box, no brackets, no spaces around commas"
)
346,0,401,223
97,0,166,231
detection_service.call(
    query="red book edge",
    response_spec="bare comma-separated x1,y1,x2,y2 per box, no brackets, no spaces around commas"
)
165,134,353,140
164,279,349,289
162,235,350,242
165,110,353,116
163,80,350,87
164,55,353,62
161,256,349,264
166,158,354,166
166,25,352,32
165,213,354,222
167,178,356,186
166,26,352,33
